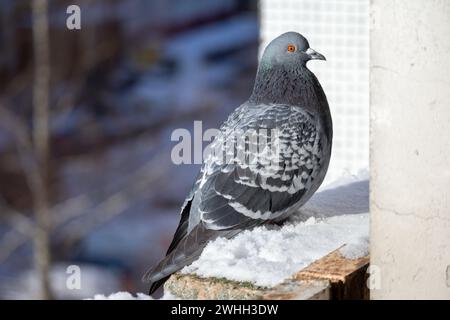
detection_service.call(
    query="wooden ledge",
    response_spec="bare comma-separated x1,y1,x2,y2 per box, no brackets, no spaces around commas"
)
164,246,370,300
165,273,267,300
263,246,370,300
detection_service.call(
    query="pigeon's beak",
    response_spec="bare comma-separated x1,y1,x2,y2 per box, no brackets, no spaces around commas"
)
306,48,326,61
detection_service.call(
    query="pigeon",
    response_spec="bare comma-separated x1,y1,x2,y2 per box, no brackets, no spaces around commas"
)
144,31,333,295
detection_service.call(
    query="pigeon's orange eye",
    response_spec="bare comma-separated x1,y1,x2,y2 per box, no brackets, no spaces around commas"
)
287,44,296,52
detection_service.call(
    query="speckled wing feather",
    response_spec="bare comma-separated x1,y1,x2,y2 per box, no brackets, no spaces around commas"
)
196,102,326,229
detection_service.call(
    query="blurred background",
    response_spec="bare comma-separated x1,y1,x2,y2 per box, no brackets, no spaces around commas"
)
0,0,368,299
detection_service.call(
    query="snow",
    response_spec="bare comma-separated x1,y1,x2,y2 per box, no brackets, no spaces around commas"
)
90,292,152,300
339,235,369,260
88,289,182,300
294,169,369,221
181,171,369,288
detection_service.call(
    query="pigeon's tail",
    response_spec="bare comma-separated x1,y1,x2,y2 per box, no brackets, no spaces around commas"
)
144,223,237,295
144,245,204,295
148,276,170,295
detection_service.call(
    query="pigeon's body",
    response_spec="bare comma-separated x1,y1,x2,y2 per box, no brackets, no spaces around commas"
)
144,32,333,294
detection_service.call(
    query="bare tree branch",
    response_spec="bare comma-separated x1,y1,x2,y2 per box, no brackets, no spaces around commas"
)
0,104,47,202
0,230,28,264
50,194,92,226
0,199,34,235
31,0,52,300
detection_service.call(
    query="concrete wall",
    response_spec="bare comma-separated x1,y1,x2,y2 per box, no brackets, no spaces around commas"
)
370,0,450,299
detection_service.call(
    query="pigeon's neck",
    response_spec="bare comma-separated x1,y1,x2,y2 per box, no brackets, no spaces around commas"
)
249,63,322,110
249,63,333,144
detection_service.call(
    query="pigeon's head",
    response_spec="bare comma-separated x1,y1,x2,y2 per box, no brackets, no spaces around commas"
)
261,32,325,68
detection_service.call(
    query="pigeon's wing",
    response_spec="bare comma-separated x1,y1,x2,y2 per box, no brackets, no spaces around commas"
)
164,173,202,256
199,103,325,229
144,104,326,293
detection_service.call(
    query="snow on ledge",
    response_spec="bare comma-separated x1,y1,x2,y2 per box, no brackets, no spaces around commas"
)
88,290,180,300
181,171,369,288
89,292,153,300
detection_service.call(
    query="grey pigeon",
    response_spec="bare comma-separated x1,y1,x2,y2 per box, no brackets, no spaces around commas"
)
144,32,333,294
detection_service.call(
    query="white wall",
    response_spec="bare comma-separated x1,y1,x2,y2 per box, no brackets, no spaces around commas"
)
260,0,369,185
370,0,450,299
